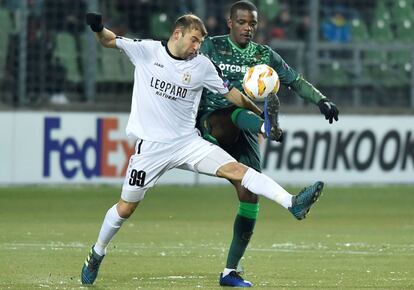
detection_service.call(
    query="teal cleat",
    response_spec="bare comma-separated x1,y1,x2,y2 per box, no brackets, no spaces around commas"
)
219,271,252,287
289,181,324,220
81,246,104,285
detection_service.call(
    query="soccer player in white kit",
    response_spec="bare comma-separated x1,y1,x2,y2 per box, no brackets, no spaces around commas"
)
82,12,324,287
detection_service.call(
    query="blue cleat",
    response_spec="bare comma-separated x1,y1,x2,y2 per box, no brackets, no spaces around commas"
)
81,246,104,285
219,270,252,287
289,181,324,220
264,93,283,142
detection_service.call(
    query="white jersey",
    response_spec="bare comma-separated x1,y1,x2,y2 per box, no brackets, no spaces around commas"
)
116,37,230,142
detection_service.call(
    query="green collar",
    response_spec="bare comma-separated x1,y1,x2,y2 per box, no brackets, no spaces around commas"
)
227,36,251,53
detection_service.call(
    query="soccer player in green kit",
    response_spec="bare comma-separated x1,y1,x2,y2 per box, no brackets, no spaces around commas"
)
197,1,339,287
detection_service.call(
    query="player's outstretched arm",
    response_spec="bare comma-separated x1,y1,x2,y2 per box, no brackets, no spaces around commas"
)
224,87,262,116
289,75,339,123
86,12,116,49
317,98,339,124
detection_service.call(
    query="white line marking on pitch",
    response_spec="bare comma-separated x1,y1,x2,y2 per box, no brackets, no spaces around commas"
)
1,242,413,256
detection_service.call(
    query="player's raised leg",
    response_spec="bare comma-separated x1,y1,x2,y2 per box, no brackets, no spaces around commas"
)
199,101,283,148
217,163,324,218
226,94,283,142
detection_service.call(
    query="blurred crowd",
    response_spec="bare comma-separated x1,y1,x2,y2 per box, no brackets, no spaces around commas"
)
1,0,413,106
0,0,312,105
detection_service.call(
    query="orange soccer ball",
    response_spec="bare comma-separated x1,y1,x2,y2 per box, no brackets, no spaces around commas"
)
242,64,280,101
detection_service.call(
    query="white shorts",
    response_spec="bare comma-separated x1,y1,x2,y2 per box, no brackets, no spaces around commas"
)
121,133,236,202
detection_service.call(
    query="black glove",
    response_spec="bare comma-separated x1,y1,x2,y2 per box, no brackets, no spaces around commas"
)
318,98,339,124
86,12,104,32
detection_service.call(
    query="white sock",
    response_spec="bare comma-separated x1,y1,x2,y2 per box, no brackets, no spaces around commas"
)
241,168,292,209
222,268,235,277
94,204,126,256
260,123,265,134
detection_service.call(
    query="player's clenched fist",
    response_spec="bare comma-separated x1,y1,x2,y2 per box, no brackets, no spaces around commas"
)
86,12,104,32
318,98,339,124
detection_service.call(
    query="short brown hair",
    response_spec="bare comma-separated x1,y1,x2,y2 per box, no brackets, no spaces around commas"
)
172,14,207,37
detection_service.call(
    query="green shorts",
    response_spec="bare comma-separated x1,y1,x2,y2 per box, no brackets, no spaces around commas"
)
197,108,262,172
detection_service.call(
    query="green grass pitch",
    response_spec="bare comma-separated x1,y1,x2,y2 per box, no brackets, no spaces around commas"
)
0,184,413,289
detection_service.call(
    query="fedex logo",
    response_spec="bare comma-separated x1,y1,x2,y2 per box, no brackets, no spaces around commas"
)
43,117,134,179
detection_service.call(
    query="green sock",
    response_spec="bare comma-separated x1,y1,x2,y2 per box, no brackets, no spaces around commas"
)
226,202,259,269
231,108,263,134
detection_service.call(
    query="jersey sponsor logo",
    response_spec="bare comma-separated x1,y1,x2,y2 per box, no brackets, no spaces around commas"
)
43,117,134,179
218,63,248,74
150,77,187,100
182,72,191,84
154,62,164,68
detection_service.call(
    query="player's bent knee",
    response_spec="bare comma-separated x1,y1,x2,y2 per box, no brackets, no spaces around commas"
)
217,162,248,181
119,188,146,218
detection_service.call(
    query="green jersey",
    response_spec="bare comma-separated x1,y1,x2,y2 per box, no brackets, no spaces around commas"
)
199,35,299,115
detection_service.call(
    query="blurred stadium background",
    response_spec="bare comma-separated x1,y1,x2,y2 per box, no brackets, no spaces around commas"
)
2,0,414,186
1,0,414,110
